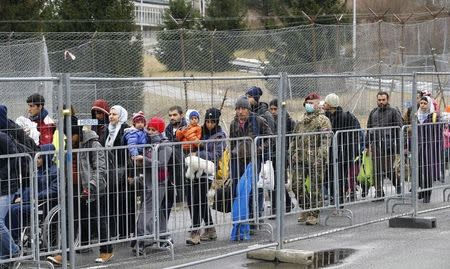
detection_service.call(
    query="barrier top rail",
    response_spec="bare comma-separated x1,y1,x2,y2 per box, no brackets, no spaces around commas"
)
415,72,450,76
0,77,60,82
69,75,282,82
287,73,414,79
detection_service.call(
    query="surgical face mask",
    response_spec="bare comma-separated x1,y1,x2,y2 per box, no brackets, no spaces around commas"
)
305,103,315,113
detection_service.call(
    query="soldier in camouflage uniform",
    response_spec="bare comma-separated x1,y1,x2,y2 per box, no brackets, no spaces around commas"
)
289,92,332,225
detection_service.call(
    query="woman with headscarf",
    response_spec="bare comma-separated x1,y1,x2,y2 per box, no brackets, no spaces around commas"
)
102,105,137,243
417,96,443,203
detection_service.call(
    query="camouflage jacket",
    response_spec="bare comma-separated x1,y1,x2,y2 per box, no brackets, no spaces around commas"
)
289,111,332,165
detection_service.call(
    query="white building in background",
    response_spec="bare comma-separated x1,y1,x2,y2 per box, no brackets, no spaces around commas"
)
134,0,169,28
134,0,209,29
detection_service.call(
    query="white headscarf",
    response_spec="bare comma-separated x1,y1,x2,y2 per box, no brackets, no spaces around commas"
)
417,96,434,124
105,105,128,147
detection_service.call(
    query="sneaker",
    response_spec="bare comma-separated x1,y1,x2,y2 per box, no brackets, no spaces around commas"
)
305,215,319,225
95,252,114,263
47,255,62,265
200,228,217,241
297,212,307,223
186,231,200,245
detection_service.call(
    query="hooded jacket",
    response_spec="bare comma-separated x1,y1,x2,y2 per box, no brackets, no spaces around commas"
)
251,102,276,132
123,127,148,157
197,126,226,164
0,105,39,153
29,108,55,145
0,131,19,196
143,133,173,183
91,99,110,145
79,129,107,192
19,144,58,202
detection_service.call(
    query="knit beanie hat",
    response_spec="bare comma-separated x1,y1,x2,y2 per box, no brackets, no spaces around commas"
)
189,110,200,120
147,117,165,133
204,108,221,124
324,93,340,108
132,111,146,125
235,96,251,110
246,86,263,102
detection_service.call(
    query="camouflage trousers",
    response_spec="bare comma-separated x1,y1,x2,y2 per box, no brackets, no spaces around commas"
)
290,163,325,217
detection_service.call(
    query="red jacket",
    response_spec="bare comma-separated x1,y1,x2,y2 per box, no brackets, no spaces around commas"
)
30,109,55,145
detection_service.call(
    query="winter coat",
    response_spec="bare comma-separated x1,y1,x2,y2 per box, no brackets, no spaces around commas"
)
0,105,39,153
102,123,129,168
417,113,443,185
252,102,276,133
229,112,272,160
19,144,58,202
366,105,403,153
325,107,362,162
273,111,296,134
123,127,148,157
197,127,226,165
0,131,19,196
165,118,187,142
2,119,40,154
176,123,202,152
29,108,55,145
79,129,108,192
290,110,332,166
91,99,110,145
143,133,173,183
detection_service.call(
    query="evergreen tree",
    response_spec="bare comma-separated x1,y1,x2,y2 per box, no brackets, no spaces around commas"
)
0,0,46,32
156,0,233,72
204,0,246,30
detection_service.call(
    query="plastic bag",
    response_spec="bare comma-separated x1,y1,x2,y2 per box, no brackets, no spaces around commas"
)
257,160,275,190
356,150,374,186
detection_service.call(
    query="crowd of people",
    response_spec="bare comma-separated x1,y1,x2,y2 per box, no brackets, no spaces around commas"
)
0,86,447,266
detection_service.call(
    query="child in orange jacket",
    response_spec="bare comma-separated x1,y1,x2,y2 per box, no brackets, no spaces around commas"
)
176,110,202,153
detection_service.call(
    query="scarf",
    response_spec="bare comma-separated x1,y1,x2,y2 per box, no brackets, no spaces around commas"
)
417,96,434,124
105,105,128,147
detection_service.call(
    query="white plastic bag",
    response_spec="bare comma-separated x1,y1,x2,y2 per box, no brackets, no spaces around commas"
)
257,160,275,191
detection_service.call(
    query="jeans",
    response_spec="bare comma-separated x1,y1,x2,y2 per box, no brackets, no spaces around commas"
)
0,195,19,259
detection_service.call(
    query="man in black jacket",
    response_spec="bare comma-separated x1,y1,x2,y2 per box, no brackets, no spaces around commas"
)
246,86,276,133
367,91,403,198
0,131,20,259
324,93,362,205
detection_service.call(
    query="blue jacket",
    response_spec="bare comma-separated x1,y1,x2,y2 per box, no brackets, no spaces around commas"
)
18,144,58,202
0,131,19,196
123,127,148,157
197,127,226,166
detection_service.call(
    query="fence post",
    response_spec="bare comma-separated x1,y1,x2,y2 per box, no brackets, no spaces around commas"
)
57,75,69,268
410,72,419,216
62,73,76,268
275,72,287,250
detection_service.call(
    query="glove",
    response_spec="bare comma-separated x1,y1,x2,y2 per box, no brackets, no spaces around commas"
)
207,189,216,206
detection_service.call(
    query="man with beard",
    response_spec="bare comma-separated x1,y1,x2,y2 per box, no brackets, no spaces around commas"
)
162,106,188,237
367,91,403,199
165,106,187,142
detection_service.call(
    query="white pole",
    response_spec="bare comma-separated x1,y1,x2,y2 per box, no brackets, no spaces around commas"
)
352,0,356,60
140,0,144,31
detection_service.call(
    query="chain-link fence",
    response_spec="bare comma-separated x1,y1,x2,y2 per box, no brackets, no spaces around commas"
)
1,18,450,124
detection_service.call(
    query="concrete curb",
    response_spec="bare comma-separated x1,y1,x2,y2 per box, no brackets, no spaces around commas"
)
389,216,437,229
247,245,313,265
